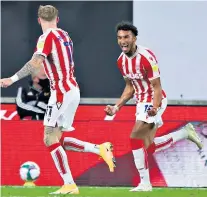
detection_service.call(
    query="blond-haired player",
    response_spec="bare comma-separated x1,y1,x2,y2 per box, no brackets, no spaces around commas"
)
0,5,115,194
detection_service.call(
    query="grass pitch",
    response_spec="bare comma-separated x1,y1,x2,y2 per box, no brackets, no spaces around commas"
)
1,186,207,197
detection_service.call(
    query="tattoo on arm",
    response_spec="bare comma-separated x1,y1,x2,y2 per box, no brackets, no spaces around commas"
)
16,54,45,80
16,61,36,80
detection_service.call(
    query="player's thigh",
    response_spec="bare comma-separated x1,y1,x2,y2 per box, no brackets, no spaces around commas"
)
144,124,158,148
142,99,167,147
43,126,62,146
53,127,63,141
130,120,154,139
58,88,80,131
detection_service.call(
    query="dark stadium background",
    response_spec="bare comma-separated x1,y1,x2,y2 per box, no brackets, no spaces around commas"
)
1,1,132,98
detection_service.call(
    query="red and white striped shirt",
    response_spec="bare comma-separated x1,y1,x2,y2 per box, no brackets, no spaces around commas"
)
34,28,78,102
117,45,166,103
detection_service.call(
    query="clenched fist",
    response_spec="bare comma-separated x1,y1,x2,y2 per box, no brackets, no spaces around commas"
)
104,105,119,116
147,107,158,116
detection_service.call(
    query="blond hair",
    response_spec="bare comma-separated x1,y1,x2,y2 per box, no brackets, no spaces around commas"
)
38,5,58,21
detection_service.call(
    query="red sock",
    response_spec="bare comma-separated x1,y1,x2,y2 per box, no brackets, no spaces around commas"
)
48,142,74,184
60,135,65,147
48,142,61,152
130,138,144,150
147,142,156,155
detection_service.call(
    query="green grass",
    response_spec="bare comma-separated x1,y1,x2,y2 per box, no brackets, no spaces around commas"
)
1,186,207,197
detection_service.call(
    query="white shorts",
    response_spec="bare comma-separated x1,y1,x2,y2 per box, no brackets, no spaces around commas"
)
136,98,167,128
44,87,80,131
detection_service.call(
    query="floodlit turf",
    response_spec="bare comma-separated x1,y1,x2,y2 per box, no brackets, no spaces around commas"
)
1,186,207,197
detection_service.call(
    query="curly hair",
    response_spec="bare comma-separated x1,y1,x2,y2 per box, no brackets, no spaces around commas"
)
116,21,138,36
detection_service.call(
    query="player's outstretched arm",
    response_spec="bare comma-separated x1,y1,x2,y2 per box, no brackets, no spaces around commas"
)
105,78,134,116
0,54,45,88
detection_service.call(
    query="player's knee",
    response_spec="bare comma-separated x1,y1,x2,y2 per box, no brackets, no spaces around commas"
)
130,121,154,139
130,132,142,139
43,135,52,147
130,122,144,139
43,126,57,147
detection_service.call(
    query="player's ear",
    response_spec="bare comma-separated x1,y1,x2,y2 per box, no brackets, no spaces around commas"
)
37,18,41,25
57,17,59,24
134,35,137,42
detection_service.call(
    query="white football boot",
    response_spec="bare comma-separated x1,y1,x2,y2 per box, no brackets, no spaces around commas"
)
129,183,152,192
185,123,203,149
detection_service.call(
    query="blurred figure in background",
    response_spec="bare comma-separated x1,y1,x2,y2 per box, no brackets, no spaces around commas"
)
16,66,50,120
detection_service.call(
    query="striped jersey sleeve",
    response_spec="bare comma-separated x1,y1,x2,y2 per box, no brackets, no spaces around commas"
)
34,31,53,57
140,49,160,81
